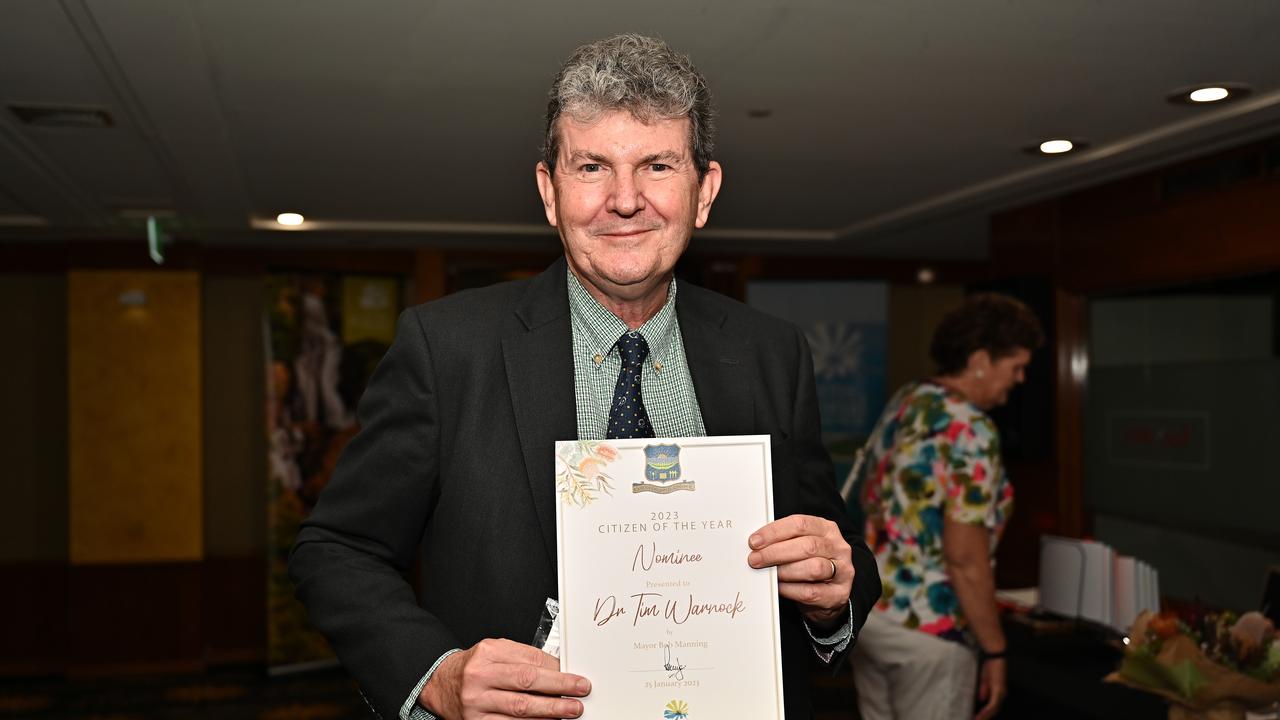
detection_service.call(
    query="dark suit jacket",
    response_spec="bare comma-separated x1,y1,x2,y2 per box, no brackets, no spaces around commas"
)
290,257,881,719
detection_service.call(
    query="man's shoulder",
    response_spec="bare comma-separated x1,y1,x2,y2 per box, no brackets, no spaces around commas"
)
409,275,530,321
677,280,804,342
405,260,566,329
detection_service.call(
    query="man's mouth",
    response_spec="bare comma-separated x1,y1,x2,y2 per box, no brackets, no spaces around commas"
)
593,225,659,238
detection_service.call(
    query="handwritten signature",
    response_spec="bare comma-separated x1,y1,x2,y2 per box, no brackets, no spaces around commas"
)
663,645,686,681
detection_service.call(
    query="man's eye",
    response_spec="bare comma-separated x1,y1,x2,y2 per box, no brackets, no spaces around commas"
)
581,163,601,173
650,163,671,172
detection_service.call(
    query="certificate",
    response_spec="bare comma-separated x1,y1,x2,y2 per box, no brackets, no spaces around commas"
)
554,435,783,719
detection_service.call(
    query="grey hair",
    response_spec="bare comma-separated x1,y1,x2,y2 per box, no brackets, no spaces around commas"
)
542,34,716,178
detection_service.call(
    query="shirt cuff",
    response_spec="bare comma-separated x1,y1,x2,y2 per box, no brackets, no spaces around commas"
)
400,648,463,720
803,599,855,663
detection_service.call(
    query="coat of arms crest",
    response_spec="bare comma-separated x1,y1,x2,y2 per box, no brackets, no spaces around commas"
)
634,444,695,494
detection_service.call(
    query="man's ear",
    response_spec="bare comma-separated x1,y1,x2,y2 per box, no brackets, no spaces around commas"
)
694,160,723,229
535,161,558,227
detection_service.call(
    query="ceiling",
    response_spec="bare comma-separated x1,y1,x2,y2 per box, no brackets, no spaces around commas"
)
2,0,1279,258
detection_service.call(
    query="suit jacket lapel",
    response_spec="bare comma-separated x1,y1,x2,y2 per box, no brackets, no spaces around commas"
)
677,285,756,437
503,259,576,566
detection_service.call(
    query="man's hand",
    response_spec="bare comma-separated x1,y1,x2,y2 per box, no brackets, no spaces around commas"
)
420,638,590,719
747,514,853,628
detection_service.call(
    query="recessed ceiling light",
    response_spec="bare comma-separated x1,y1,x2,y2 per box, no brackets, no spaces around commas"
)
916,267,937,284
1167,83,1252,106
276,212,305,227
1039,139,1074,155
1189,87,1230,103
1023,138,1089,157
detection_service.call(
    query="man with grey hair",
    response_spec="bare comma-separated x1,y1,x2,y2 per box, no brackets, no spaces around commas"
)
291,34,879,720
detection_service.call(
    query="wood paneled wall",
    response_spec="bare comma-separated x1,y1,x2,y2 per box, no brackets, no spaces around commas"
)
990,134,1280,553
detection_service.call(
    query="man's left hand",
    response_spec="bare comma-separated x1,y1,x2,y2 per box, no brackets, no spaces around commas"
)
747,514,853,628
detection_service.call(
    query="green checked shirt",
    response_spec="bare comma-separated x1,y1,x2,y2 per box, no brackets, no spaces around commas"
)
566,269,706,439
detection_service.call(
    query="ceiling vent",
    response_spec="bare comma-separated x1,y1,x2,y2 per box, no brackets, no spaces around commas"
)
9,104,114,128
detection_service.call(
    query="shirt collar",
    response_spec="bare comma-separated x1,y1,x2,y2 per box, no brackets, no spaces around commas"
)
566,268,678,366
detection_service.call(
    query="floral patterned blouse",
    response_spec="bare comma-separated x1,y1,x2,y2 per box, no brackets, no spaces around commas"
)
859,381,1013,643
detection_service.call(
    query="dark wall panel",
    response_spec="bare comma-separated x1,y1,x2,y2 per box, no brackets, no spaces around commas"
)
0,273,68,563
67,563,203,674
0,562,67,674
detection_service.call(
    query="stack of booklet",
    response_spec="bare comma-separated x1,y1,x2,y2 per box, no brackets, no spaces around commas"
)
1038,535,1160,634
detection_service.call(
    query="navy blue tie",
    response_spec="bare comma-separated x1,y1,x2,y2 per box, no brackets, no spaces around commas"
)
607,331,655,439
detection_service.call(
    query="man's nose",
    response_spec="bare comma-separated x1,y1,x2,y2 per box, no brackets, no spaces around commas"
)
606,170,646,216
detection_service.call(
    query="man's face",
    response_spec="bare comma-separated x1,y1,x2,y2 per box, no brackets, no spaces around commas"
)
535,110,722,306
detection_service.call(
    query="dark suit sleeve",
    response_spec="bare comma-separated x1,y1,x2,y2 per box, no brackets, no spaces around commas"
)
789,329,881,663
289,309,456,720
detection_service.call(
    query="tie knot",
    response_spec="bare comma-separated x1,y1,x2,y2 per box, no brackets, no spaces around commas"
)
616,331,650,367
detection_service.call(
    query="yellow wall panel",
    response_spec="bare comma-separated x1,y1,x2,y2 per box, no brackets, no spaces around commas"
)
69,271,203,564
341,276,398,345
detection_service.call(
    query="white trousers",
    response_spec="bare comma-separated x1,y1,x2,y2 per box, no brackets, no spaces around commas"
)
852,611,979,720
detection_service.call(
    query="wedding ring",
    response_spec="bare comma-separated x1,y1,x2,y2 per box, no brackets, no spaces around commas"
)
825,558,838,582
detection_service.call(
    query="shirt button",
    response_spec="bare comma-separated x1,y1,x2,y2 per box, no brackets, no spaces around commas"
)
653,361,663,373
593,354,603,365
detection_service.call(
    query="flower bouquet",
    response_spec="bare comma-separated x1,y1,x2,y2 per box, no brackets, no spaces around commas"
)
1107,610,1280,720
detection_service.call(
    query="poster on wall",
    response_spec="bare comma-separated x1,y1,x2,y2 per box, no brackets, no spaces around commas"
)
746,281,888,517
265,273,402,672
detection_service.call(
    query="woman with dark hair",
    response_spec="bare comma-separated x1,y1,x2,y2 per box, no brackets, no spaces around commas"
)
852,293,1044,720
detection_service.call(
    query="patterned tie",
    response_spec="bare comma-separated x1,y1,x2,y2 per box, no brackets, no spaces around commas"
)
607,331,655,439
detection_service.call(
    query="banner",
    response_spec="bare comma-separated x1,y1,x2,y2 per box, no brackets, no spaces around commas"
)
265,273,401,671
746,281,888,521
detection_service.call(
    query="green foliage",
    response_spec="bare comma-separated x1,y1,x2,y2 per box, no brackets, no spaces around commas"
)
1119,653,1207,701
1167,660,1209,700
1248,641,1280,682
